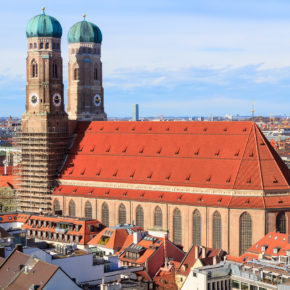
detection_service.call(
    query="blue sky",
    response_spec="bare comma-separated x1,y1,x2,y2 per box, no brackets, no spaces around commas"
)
1,0,290,117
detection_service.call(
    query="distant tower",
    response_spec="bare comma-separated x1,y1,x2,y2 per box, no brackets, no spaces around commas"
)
67,15,106,123
21,8,69,213
132,104,139,121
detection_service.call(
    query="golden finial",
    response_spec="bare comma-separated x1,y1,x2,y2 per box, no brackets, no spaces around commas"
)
82,14,86,20
42,7,46,14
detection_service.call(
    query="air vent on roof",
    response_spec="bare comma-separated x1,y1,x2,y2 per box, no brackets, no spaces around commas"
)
166,127,170,131
106,146,111,153
217,199,222,204
177,195,182,200
113,170,118,177
260,142,265,146
224,128,228,132
123,192,127,197
130,171,135,178
273,177,278,184
185,174,191,181
206,176,211,182
90,146,95,152
245,200,249,205
131,127,135,131
159,194,163,199
140,193,144,198
246,178,251,184
226,177,231,183
88,127,92,130
203,128,207,132
278,200,283,204
122,147,127,153
73,188,77,193
58,188,62,192
147,172,152,179
214,150,220,156
234,151,240,157
100,127,104,131
165,174,171,180
194,150,199,156
88,190,93,194
80,169,86,176
249,152,254,157
243,128,247,132
139,147,144,154
157,148,162,154
184,127,188,132
148,127,152,131
105,191,110,196
197,197,204,202
96,169,102,176
175,148,180,155
78,146,84,152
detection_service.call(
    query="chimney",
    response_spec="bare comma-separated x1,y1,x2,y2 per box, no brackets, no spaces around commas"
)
195,245,199,258
0,247,5,258
202,246,206,258
15,244,23,253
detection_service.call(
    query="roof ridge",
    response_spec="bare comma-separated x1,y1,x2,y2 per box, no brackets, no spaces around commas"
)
253,124,264,191
258,125,290,187
232,124,253,189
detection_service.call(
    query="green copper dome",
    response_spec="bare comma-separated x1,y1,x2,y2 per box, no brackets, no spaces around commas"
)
26,12,62,38
68,20,102,44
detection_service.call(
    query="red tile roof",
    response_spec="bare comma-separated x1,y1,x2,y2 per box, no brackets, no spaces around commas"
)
227,232,290,263
53,185,290,209
58,121,290,191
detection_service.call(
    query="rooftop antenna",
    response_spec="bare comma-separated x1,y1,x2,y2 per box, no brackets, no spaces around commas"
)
41,7,45,14
82,14,86,20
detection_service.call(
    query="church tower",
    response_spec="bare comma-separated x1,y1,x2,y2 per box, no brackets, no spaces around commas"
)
20,9,69,213
67,15,106,122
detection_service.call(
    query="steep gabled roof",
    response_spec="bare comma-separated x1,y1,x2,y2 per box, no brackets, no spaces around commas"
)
59,121,289,192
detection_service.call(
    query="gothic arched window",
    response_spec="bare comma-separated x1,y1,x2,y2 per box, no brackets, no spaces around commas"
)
94,67,98,80
74,68,79,80
239,212,252,255
118,204,126,224
53,63,58,79
85,201,92,219
213,211,222,249
45,42,49,49
31,61,38,78
276,212,286,234
40,42,43,49
69,200,76,217
192,210,201,245
53,199,60,214
173,208,182,245
136,205,144,227
154,206,163,229
102,202,109,227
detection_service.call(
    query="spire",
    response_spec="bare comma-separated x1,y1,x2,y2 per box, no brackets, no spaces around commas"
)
41,7,46,15
82,14,86,21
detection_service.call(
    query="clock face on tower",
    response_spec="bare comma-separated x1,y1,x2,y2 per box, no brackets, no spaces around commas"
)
30,93,39,106
94,94,102,107
53,93,62,107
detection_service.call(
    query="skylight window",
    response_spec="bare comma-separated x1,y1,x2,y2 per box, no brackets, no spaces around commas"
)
274,236,278,240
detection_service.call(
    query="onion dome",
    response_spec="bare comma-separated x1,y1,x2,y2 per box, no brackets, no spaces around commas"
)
26,8,62,38
68,15,102,44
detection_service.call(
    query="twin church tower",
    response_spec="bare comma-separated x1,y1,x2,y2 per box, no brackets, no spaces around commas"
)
20,9,106,213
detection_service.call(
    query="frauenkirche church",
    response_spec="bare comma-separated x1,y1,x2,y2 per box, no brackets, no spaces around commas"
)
19,9,290,257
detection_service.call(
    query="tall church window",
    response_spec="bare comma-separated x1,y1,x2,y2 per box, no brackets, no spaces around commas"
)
136,205,144,227
32,61,38,78
74,68,80,80
118,203,126,224
53,63,58,79
94,68,98,80
34,43,37,49
212,211,222,249
29,43,33,49
102,202,109,227
40,42,43,49
85,201,92,219
154,206,163,229
276,212,286,234
173,208,182,245
193,210,201,245
53,199,60,214
45,43,49,49
239,212,252,255
69,200,76,217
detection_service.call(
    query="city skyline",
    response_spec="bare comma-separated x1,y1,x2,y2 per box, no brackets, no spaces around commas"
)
0,0,290,117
